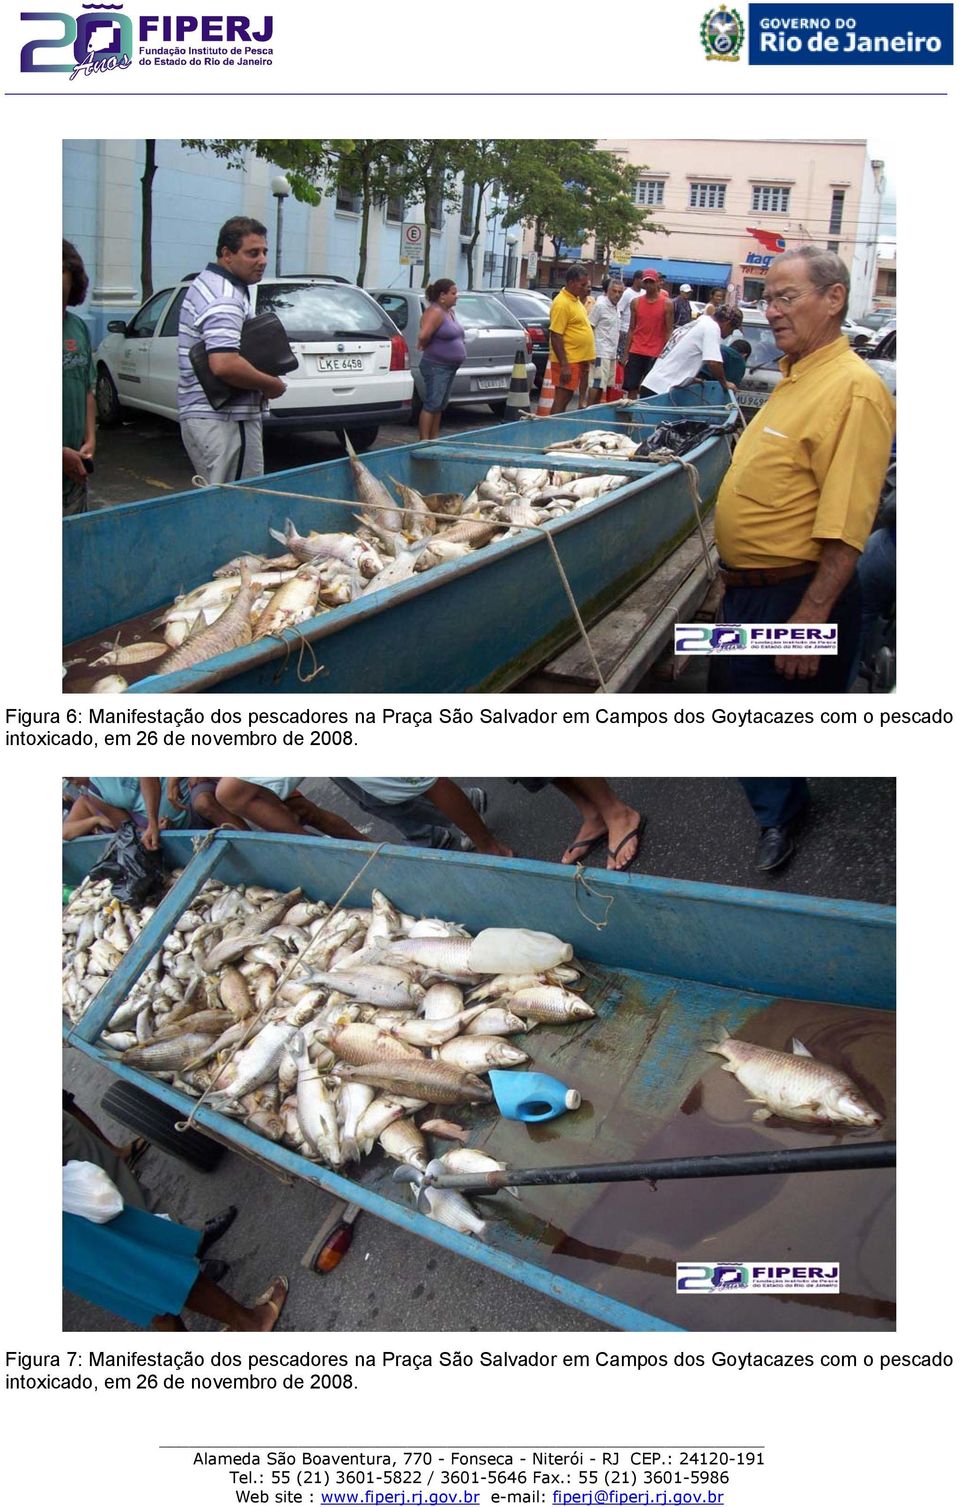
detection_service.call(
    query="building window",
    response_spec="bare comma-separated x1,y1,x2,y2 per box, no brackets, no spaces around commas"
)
635,179,665,207
460,181,475,237
751,184,791,214
829,190,845,236
336,180,361,215
689,181,726,211
826,240,840,254
383,177,405,224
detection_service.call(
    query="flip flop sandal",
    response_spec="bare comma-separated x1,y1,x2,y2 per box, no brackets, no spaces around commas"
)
218,1275,288,1333
562,829,607,865
607,817,647,873
124,1136,150,1170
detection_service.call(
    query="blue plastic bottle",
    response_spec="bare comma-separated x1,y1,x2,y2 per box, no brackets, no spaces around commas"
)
489,1070,581,1123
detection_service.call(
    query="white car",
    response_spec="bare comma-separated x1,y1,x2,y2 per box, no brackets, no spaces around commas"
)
94,275,414,450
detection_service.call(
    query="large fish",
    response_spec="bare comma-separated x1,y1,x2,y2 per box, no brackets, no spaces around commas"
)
253,564,323,640
335,1058,492,1105
344,432,404,534
268,519,375,573
705,1032,883,1127
154,563,260,676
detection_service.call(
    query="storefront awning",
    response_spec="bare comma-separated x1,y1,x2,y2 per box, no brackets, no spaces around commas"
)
621,257,732,285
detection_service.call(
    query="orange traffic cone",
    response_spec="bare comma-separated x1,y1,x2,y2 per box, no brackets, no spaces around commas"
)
536,364,556,417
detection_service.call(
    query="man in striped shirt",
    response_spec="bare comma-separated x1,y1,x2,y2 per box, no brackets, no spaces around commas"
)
177,216,287,484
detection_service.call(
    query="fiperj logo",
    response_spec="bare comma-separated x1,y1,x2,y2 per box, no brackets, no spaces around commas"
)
20,5,133,76
19,6,276,78
675,624,838,655
700,4,744,60
677,1262,841,1294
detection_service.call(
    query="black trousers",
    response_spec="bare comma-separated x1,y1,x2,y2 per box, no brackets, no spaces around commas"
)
707,573,861,694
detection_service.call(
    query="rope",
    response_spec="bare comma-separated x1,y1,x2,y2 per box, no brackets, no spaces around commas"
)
572,866,616,931
175,842,387,1133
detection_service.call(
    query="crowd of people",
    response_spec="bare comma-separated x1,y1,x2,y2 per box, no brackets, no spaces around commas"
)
63,775,815,876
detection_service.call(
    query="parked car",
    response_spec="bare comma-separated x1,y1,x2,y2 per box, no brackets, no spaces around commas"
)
94,275,413,450
859,309,895,334
734,310,896,416
482,287,553,389
861,322,896,394
370,287,536,418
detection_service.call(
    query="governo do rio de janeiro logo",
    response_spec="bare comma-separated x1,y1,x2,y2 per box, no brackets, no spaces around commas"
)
701,4,744,61
21,4,133,76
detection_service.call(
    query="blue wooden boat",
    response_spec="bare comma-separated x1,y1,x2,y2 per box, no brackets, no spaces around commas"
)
62,386,736,694
63,831,895,1332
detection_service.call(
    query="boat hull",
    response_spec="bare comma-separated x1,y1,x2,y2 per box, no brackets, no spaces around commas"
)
62,390,735,693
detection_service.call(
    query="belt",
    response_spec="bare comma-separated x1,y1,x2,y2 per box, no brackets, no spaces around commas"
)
719,562,817,588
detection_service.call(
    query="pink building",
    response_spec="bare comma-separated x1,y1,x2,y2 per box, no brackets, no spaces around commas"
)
584,139,887,317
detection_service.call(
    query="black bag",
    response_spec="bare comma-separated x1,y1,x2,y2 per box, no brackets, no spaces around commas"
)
189,311,299,410
87,822,170,906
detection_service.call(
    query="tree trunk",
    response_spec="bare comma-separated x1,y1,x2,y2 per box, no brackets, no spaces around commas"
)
420,182,433,288
466,182,486,291
140,140,157,302
357,160,371,286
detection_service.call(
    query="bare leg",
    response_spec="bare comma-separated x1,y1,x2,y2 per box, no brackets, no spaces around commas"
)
428,410,443,439
552,778,644,870
214,779,308,835
418,407,433,442
182,1273,287,1331
551,384,574,414
190,789,248,831
62,794,128,840
284,793,363,841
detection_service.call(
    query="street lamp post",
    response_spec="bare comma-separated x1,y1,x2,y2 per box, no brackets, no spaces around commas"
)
271,174,291,277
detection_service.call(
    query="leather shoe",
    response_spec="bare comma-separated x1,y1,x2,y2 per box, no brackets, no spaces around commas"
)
755,825,795,872
197,1205,238,1258
200,1257,230,1285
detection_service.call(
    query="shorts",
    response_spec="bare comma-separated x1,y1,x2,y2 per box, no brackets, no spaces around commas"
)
549,360,591,393
419,357,459,413
625,352,657,390
235,777,303,802
591,355,618,390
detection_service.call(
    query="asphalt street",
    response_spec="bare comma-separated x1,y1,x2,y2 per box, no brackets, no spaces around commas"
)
62,777,895,1334
84,404,517,509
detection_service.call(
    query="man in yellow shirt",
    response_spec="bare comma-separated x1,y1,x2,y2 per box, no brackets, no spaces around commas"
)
549,266,596,413
712,246,894,694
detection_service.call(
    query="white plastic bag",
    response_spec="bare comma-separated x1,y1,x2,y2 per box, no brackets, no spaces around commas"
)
467,927,573,975
62,1160,124,1224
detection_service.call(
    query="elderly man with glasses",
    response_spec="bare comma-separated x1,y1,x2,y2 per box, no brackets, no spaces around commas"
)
711,246,895,697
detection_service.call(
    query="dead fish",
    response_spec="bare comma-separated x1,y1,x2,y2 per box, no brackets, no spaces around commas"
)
389,477,436,539
387,1002,489,1048
121,1033,218,1072
440,1148,520,1199
253,564,323,640
379,1118,428,1171
705,1032,883,1127
420,1117,469,1144
422,491,464,518
268,519,372,571
91,675,128,693
438,1035,530,1072
90,642,169,667
318,1021,422,1065
154,563,260,676
344,431,404,533
507,987,595,1025
359,547,420,596
334,1058,492,1106
462,1007,528,1037
412,1183,487,1238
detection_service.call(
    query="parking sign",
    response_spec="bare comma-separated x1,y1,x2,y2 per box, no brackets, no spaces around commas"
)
400,223,425,265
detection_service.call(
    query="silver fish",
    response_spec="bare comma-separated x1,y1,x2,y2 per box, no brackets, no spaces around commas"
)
412,1183,487,1238
154,563,260,676
438,1035,530,1072
705,1033,883,1127
507,987,595,1024
295,1041,341,1164
334,1058,492,1106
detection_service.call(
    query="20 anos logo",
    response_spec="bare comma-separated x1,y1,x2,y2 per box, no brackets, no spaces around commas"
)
701,5,744,61
21,6,133,74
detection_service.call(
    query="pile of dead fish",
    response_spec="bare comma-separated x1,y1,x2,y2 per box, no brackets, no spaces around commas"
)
63,879,595,1238
77,433,633,688
62,876,170,1023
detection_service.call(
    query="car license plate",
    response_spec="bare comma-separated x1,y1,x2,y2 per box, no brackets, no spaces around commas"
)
476,377,506,391
317,355,364,373
737,391,766,409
